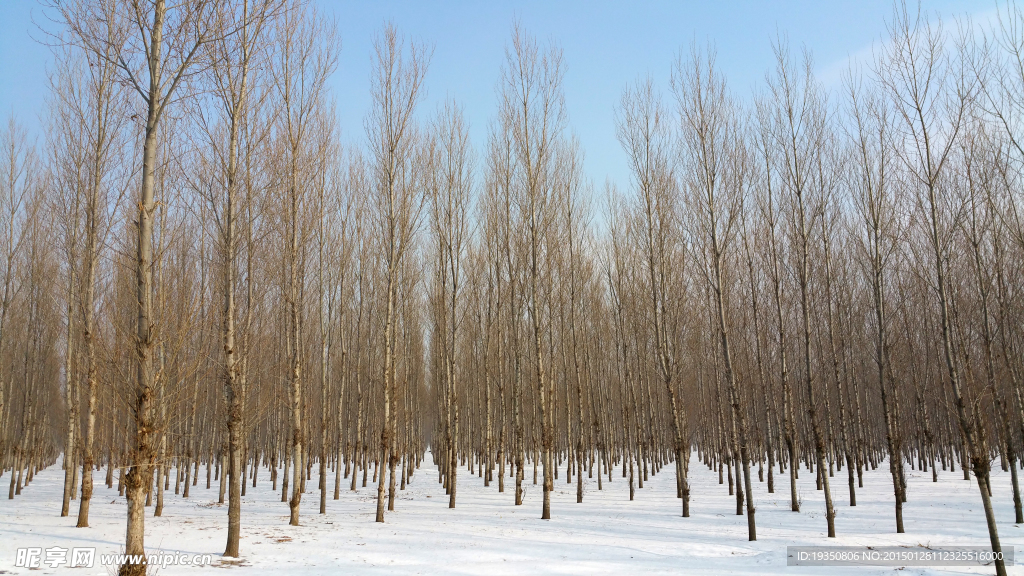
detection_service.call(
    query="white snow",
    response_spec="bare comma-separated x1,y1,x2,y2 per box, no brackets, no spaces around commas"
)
1,453,1021,575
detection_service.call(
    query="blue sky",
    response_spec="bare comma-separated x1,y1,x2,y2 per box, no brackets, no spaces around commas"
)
0,0,992,191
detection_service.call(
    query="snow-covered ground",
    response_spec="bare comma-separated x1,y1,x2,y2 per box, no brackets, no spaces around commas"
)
1,453,1021,575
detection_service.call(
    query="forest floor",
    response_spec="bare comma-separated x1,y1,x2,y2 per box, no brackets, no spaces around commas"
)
1,453,1022,575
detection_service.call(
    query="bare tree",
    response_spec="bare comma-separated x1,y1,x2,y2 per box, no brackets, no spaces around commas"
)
0,117,39,500
846,70,906,532
675,44,756,540
878,5,1004,573
268,0,337,527
764,40,837,537
192,0,280,552
46,49,86,518
500,24,566,520
49,0,218,571
428,101,473,508
616,76,692,516
366,23,430,523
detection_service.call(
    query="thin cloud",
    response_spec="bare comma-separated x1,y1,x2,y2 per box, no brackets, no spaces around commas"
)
817,5,1001,88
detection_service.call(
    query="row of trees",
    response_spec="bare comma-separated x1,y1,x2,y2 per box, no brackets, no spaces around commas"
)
1,2,1023,576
